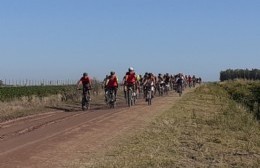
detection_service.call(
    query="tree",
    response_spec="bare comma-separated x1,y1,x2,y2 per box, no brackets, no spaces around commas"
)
219,69,260,81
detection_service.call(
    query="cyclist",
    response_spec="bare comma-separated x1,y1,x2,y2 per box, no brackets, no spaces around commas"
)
143,73,156,100
164,73,170,84
103,75,109,89
122,72,131,99
136,74,142,98
77,72,92,92
188,75,192,88
142,72,149,98
157,73,165,95
198,77,202,84
164,73,171,92
125,67,137,86
103,75,109,101
192,75,196,87
176,73,184,92
124,67,138,99
105,71,119,102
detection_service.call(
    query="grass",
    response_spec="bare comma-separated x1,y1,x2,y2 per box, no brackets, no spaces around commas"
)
80,84,260,167
218,80,260,118
0,89,104,122
0,88,122,122
0,95,63,122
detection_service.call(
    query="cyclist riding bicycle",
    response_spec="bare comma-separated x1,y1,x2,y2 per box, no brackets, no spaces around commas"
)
103,75,109,101
125,67,137,86
192,75,196,87
158,73,164,85
124,67,138,97
77,72,92,94
77,72,92,110
141,72,149,98
164,73,170,85
157,73,165,94
105,71,119,102
176,73,184,90
143,73,156,100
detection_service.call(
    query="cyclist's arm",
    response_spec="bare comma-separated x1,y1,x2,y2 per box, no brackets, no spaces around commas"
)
143,79,147,86
152,77,156,84
105,78,109,87
77,80,82,89
124,75,128,85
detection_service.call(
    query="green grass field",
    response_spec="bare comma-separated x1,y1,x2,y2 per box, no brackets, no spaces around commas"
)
0,85,76,102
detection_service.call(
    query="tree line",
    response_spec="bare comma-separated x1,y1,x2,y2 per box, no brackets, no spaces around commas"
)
220,69,260,81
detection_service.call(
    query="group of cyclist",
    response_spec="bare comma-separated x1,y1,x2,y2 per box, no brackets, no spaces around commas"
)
77,67,202,108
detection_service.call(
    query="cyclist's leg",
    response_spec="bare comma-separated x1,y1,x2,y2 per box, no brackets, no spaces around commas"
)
115,87,118,100
124,85,127,99
88,89,91,99
104,87,107,102
151,85,155,98
134,84,137,96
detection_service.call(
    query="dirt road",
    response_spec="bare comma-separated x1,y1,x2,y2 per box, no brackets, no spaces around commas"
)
0,90,191,168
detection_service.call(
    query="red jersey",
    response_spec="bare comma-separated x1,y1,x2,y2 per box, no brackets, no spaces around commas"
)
80,76,91,87
107,75,118,88
126,72,136,84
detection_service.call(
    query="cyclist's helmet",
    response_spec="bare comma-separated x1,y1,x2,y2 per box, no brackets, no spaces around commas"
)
110,71,115,75
144,72,148,78
148,73,152,78
128,67,134,72
83,72,88,76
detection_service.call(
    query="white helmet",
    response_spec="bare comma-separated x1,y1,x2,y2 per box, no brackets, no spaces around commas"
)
129,67,134,71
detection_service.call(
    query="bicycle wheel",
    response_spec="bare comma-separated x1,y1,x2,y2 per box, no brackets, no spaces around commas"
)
132,92,136,105
127,89,132,107
109,91,115,108
178,86,182,97
82,96,88,111
86,92,90,110
147,90,152,105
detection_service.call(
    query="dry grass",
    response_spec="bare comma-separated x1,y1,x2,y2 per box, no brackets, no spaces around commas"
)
0,95,63,122
81,84,260,168
0,90,118,122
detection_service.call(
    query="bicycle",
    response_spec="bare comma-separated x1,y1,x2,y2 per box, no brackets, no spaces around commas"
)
164,83,170,95
145,85,153,105
158,81,165,96
106,88,116,108
177,84,182,97
78,88,90,111
126,85,136,107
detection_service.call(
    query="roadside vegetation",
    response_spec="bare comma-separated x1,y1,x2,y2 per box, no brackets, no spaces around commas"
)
0,85,75,102
0,79,102,102
80,83,260,167
219,80,260,119
0,81,102,122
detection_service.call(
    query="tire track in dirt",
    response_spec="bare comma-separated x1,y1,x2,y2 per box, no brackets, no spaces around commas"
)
0,112,82,140
0,89,193,168
0,97,151,155
0,99,122,140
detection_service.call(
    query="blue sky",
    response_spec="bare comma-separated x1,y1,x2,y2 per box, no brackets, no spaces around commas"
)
0,0,259,82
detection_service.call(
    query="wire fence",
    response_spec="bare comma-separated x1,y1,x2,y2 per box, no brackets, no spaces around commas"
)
0,79,78,86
